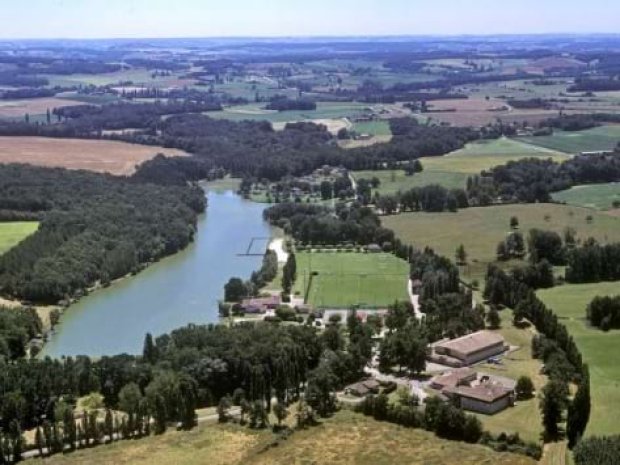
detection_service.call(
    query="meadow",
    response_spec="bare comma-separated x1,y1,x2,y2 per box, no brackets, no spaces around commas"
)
353,137,568,194
538,281,620,437
294,251,409,308
516,125,620,154
552,183,620,211
383,203,620,281
0,222,39,255
0,136,188,175
28,410,536,465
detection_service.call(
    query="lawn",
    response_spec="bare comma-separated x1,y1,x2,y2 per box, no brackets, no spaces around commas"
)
383,203,620,281
353,137,568,193
0,222,39,255
28,410,535,465
516,125,620,154
552,183,620,211
294,251,409,308
538,281,620,437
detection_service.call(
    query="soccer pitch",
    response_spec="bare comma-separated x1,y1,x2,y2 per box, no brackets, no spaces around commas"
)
294,251,409,308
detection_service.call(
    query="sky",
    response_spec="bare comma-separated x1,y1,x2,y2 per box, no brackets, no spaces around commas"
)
1,0,619,39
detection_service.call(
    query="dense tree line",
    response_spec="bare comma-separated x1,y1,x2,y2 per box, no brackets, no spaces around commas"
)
569,78,620,92
484,265,590,443
263,203,397,248
265,97,316,111
468,153,620,204
374,185,469,214
0,306,42,359
0,88,57,100
566,241,620,283
586,295,620,330
0,164,204,303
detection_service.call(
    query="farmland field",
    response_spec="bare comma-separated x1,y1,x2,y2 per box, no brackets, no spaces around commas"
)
552,183,620,210
0,222,39,255
294,251,409,308
28,410,536,465
0,136,188,175
516,125,620,154
538,281,620,437
0,97,84,120
354,137,568,193
383,203,620,280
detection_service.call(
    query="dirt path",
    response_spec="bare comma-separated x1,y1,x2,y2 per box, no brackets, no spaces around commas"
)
408,280,424,320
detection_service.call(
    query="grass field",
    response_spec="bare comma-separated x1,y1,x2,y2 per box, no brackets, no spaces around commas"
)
352,120,392,136
383,203,620,280
294,251,409,308
552,183,620,211
0,222,39,255
0,136,188,175
354,137,568,193
210,101,369,124
538,281,620,437
28,410,536,465
516,125,620,154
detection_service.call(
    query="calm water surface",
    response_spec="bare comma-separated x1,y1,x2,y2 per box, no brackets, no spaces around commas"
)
42,189,271,357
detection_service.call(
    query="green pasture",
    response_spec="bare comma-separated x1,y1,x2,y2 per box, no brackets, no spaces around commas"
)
538,282,620,436
552,183,620,211
516,125,620,154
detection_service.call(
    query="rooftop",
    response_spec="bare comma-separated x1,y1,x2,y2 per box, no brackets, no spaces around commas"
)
444,383,512,403
434,330,504,356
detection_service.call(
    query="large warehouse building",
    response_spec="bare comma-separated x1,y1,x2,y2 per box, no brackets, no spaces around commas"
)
428,330,507,367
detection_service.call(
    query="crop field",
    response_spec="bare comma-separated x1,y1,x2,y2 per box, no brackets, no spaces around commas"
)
0,97,84,120
516,125,620,154
0,136,188,175
294,251,409,308
353,137,568,193
0,222,39,255
552,183,620,210
423,97,558,127
383,203,620,280
538,281,620,437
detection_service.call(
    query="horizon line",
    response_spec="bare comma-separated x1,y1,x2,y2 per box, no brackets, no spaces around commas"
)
2,31,620,42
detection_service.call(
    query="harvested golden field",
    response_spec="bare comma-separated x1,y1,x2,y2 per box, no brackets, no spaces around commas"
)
0,97,83,119
424,97,557,127
0,136,188,175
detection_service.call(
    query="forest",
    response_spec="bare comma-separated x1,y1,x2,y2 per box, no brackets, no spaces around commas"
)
0,164,205,303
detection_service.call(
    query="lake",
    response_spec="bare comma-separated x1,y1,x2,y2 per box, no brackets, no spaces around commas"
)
42,187,272,357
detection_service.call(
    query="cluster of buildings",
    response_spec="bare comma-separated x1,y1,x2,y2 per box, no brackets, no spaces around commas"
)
429,368,516,414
